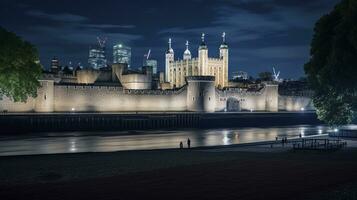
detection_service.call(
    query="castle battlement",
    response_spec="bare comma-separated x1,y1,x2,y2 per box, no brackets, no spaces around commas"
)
207,58,223,62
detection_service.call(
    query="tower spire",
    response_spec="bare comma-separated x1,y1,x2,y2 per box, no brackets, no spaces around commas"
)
220,32,228,49
183,40,191,60
200,33,207,47
166,38,174,53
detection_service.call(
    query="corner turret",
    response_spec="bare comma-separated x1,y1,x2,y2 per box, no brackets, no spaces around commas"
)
183,40,191,60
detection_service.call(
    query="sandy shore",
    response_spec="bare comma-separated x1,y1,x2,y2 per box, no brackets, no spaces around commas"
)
1,137,357,200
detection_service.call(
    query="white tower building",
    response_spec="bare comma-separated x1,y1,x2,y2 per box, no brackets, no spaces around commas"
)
165,38,174,82
219,32,229,88
183,40,191,60
198,33,208,75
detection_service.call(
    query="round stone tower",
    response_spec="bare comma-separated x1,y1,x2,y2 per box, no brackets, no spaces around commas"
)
35,80,54,112
186,76,216,112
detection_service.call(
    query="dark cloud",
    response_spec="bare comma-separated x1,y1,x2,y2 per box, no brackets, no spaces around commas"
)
0,0,340,79
26,10,88,22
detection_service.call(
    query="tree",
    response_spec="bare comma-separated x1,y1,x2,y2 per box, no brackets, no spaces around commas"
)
258,71,273,81
0,27,42,102
304,0,357,125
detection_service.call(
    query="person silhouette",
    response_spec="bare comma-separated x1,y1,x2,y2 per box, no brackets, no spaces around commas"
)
187,138,191,149
179,141,183,149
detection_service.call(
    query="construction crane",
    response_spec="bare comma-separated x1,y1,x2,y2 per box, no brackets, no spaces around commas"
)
97,36,107,48
144,49,151,60
273,67,281,82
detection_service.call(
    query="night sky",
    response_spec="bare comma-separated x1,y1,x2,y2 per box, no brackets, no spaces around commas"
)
0,0,339,79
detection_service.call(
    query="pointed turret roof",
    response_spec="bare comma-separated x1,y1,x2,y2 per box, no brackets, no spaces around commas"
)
184,40,191,56
166,38,174,54
199,33,207,50
220,32,228,49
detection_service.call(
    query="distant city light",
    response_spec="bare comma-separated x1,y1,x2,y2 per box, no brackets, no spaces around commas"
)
300,107,305,111
71,107,75,111
222,131,229,145
334,128,338,132
318,129,323,134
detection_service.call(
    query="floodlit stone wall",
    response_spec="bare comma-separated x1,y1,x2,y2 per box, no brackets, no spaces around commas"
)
76,69,101,84
0,78,313,113
35,80,54,112
53,85,187,112
215,83,279,112
0,96,35,112
278,95,314,111
186,76,216,112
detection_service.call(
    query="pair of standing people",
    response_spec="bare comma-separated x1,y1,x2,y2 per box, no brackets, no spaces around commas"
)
180,138,191,149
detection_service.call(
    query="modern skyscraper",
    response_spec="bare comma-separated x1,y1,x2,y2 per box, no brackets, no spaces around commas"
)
113,43,131,68
50,56,60,73
88,45,107,69
144,59,158,74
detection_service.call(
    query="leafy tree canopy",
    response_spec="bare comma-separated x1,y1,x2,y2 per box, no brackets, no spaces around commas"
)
0,27,42,102
305,0,357,125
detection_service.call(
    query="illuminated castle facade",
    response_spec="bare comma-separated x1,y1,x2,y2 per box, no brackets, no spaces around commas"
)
0,32,314,113
166,33,228,89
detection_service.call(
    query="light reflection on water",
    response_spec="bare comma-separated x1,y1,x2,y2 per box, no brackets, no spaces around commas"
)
0,125,348,156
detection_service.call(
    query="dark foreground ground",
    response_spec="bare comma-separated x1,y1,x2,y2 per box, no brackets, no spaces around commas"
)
1,147,357,200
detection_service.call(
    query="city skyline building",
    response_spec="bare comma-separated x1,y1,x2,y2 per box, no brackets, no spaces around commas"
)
144,59,158,75
232,71,249,80
50,56,60,73
113,43,131,68
88,44,107,69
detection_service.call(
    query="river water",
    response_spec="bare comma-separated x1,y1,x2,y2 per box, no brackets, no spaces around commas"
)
0,125,338,156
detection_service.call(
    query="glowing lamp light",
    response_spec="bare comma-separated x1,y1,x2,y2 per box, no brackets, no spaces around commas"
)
71,107,75,111
318,129,323,134
300,107,305,111
334,128,338,132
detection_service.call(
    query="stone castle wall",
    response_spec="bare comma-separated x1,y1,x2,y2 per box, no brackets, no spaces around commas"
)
215,83,279,112
0,79,313,113
278,95,314,111
0,96,35,112
53,85,187,112
186,76,216,112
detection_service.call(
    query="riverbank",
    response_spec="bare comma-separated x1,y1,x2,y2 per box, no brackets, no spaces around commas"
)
0,111,321,133
1,138,357,200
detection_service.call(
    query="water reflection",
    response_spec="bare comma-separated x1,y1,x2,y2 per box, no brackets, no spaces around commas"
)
0,125,347,156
